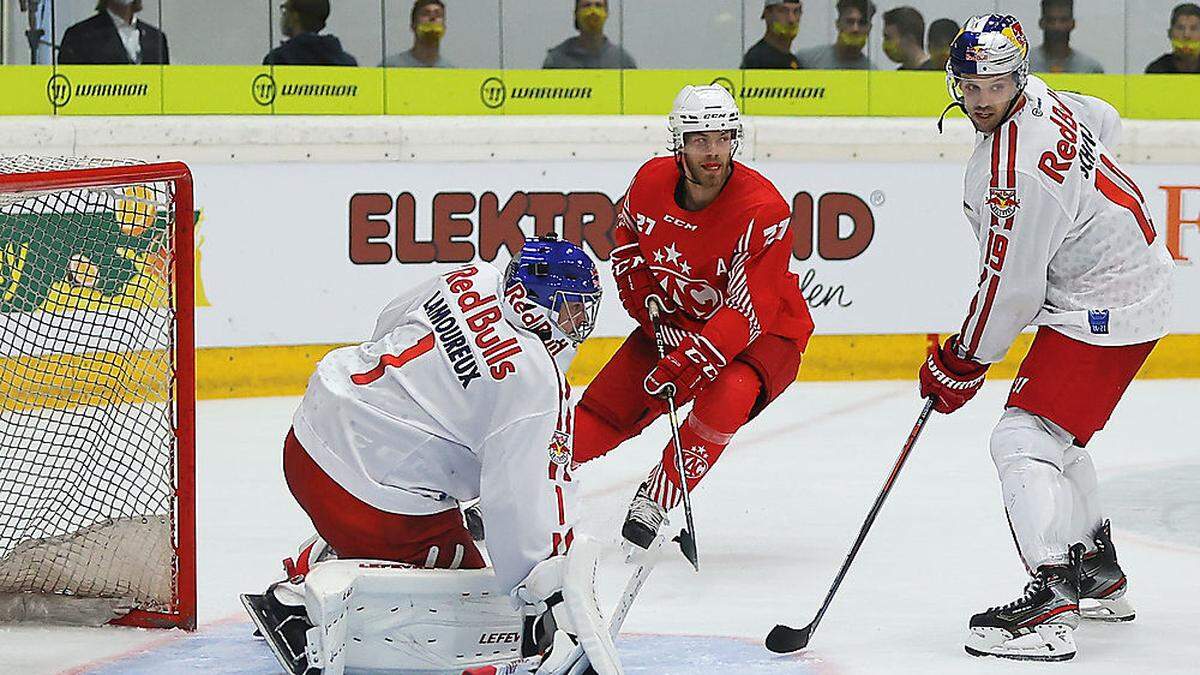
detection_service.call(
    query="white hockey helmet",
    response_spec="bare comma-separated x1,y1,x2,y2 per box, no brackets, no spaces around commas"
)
668,84,743,154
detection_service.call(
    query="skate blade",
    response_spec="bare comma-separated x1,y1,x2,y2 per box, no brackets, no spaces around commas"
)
240,594,308,675
1081,595,1136,622
965,623,1077,662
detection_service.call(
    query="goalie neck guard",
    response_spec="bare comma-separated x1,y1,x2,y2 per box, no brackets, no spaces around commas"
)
503,234,601,347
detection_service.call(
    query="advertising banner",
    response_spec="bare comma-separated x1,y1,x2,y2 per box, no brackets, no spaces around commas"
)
188,158,1199,348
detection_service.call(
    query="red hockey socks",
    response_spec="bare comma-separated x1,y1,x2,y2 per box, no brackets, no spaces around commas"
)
648,362,760,509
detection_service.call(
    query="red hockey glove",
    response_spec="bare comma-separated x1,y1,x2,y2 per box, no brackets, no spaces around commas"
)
611,242,672,335
919,334,989,414
644,336,725,402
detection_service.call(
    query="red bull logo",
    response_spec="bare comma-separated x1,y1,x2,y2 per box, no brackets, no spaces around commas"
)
987,188,1021,219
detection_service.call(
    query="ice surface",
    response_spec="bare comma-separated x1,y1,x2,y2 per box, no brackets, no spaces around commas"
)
3,379,1198,674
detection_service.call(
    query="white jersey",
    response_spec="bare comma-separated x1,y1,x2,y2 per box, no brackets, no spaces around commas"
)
958,75,1173,363
292,262,577,591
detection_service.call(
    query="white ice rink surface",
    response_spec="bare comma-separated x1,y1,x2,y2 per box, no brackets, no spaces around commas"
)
3,379,1198,674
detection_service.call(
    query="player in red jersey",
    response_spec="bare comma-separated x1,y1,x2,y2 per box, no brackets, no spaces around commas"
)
573,84,814,549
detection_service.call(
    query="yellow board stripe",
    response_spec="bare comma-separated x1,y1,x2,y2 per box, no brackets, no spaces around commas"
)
194,333,1200,400
0,350,170,410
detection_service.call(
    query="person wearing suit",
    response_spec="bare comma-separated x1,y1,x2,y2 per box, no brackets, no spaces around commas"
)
58,0,168,65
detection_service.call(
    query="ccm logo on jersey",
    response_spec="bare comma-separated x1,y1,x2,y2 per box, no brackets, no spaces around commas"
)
987,188,1021,219
663,213,698,231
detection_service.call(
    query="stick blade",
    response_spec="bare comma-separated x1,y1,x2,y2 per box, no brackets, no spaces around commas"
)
765,623,812,654
673,528,698,571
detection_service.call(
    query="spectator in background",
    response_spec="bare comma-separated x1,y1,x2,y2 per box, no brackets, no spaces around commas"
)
383,0,452,67
58,0,168,65
1029,0,1103,74
796,0,873,70
925,18,959,71
881,6,928,70
742,0,802,69
1146,3,1200,73
264,0,357,66
545,0,636,69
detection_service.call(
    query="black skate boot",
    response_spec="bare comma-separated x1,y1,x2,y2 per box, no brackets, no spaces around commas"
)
621,478,667,550
965,544,1084,662
241,582,318,675
1079,520,1135,622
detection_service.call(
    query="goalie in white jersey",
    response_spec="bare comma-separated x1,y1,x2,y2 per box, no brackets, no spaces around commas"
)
242,236,623,675
920,14,1174,662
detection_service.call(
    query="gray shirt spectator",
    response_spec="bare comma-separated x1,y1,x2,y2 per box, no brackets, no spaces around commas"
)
1028,46,1103,74
382,0,452,68
384,50,453,68
797,0,874,70
543,0,636,69
1029,0,1104,74
796,43,870,69
544,36,635,68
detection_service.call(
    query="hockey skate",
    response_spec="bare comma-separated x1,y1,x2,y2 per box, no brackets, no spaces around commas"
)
965,544,1083,662
621,478,667,551
241,581,317,675
1079,520,1135,622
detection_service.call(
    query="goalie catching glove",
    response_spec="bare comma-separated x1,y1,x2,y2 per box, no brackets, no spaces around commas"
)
919,334,988,414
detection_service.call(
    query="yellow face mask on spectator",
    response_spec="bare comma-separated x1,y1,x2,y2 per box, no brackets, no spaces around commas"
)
416,22,445,40
883,37,903,62
578,6,608,33
837,31,868,49
1172,37,1200,57
770,21,799,39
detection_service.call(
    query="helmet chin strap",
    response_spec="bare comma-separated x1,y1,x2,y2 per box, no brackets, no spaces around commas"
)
937,100,966,134
674,152,704,186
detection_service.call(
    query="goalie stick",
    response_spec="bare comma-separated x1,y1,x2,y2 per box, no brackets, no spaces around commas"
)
644,297,699,571
463,534,667,675
765,397,936,654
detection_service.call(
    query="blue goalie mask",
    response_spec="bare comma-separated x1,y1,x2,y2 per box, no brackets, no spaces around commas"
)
503,235,602,346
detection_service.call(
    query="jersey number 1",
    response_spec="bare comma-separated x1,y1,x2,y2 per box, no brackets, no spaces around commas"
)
350,332,435,385
1095,154,1156,245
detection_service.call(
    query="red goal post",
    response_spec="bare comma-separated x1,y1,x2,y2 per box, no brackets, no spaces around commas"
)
0,159,196,630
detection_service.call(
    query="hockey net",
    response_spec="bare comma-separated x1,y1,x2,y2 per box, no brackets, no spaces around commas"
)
0,157,195,630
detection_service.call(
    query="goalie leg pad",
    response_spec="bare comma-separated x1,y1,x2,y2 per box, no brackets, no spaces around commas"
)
301,559,524,675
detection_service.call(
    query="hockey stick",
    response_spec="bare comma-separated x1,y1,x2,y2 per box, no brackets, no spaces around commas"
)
765,397,936,654
462,535,667,675
645,298,699,571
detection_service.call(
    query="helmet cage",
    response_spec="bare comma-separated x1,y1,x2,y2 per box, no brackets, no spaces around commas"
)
548,288,601,345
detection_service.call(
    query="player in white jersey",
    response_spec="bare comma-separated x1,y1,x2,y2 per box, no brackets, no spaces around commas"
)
242,236,621,674
921,14,1174,662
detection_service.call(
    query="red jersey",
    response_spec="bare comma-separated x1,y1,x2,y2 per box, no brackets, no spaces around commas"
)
615,156,813,360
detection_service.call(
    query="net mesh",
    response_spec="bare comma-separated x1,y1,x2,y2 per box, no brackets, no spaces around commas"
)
0,156,179,616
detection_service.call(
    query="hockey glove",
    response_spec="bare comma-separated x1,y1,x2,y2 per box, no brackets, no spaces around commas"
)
919,334,988,414
611,242,672,336
644,336,725,402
